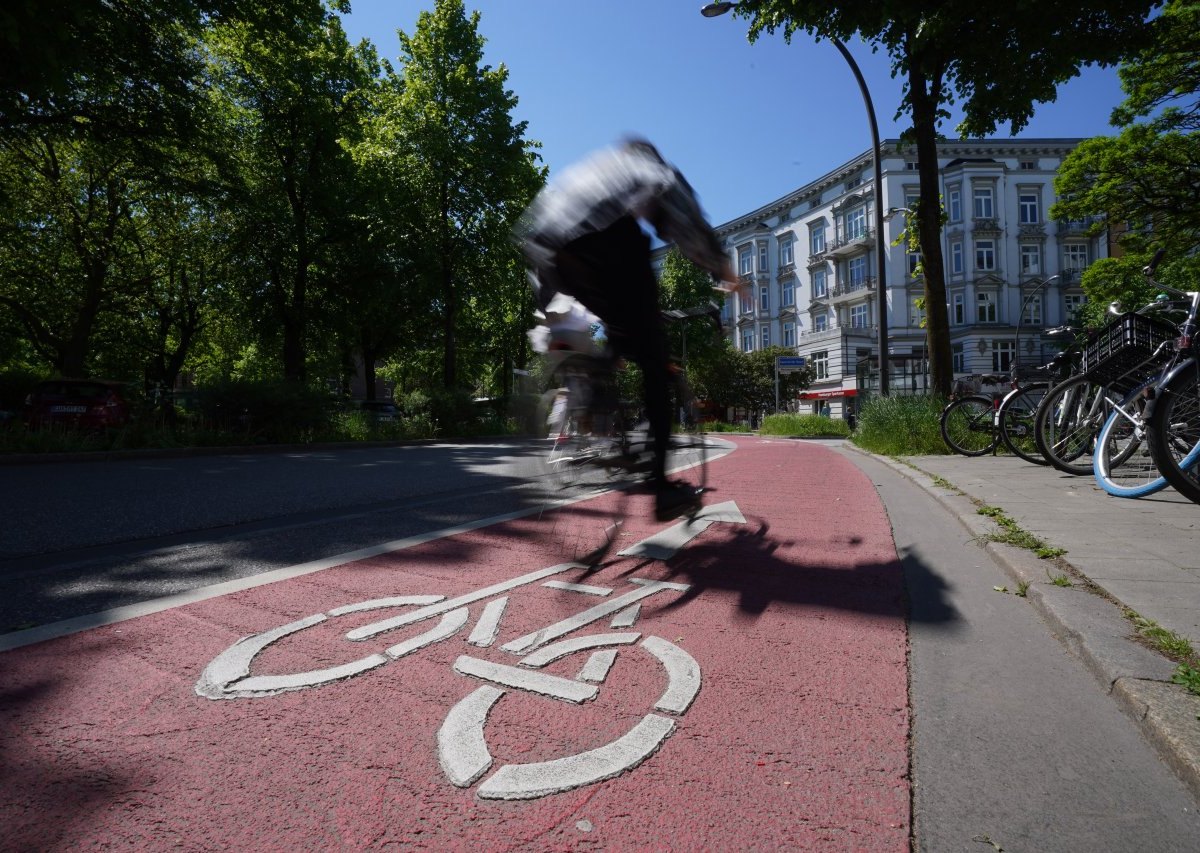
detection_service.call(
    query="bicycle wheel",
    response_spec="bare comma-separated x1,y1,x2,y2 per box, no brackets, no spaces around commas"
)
1034,375,1114,476
998,381,1049,464
1093,379,1169,498
1147,360,1200,504
940,395,998,456
665,370,709,499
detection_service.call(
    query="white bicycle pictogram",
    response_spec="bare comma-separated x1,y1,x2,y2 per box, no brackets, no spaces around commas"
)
195,502,743,800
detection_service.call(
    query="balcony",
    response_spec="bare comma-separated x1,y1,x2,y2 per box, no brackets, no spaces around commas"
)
798,324,878,345
825,227,874,259
829,275,875,305
972,217,1002,235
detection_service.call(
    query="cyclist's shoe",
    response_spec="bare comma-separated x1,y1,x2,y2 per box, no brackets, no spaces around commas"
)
654,480,702,521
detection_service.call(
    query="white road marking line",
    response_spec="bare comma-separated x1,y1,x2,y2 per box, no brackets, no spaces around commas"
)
347,563,583,641
542,580,613,596
453,656,598,704
385,608,469,659
476,714,676,800
328,595,443,616
577,650,619,683
517,633,640,669
501,579,689,655
641,636,701,714
467,597,508,647
616,500,747,560
610,604,640,628
438,685,504,787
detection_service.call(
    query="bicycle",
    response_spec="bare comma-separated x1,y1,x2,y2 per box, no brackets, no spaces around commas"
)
531,330,711,564
939,370,1051,463
1084,253,1190,498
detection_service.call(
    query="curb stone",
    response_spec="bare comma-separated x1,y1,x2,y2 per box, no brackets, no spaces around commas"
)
852,446,1200,803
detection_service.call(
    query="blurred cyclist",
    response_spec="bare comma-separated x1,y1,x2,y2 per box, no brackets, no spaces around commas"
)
515,137,737,520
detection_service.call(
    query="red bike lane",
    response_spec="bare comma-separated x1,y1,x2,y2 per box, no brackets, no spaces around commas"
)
1,438,908,851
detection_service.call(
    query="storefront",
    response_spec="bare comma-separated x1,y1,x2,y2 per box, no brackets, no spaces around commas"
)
799,388,858,422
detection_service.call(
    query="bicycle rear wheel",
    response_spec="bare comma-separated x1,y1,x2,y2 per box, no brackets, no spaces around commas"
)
1034,375,1113,476
999,382,1049,464
1093,380,1168,498
940,395,998,456
1147,360,1200,504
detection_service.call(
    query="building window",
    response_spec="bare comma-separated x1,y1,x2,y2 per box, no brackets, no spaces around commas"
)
948,188,962,222
758,243,769,273
951,242,964,275
952,292,965,325
738,246,753,276
782,279,794,307
1020,160,1036,170
779,235,794,266
741,330,753,352
911,298,926,327
850,304,869,328
992,339,1015,372
810,224,825,255
952,342,965,373
845,206,867,240
975,239,996,271
848,256,867,285
813,313,828,332
977,292,997,323
1019,192,1041,224
761,326,770,349
845,175,862,190
1064,293,1086,321
1022,294,1042,325
905,161,918,170
812,268,827,298
907,252,921,277
1063,243,1089,271
1020,244,1042,276
760,285,769,312
812,350,829,380
973,186,994,219
783,322,795,347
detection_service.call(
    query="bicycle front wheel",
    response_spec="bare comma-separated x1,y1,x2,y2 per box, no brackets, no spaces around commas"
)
999,382,1049,465
1034,375,1114,476
1147,360,1200,504
940,395,998,456
1093,380,1168,498
666,371,708,498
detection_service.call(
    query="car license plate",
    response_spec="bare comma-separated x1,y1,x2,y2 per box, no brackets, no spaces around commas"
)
50,405,87,413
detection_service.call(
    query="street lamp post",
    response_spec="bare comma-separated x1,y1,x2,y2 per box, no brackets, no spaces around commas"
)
700,3,889,396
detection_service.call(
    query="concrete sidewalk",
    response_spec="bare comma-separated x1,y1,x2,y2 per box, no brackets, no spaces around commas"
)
853,447,1200,801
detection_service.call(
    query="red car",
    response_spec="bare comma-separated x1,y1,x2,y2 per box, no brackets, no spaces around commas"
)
24,379,132,430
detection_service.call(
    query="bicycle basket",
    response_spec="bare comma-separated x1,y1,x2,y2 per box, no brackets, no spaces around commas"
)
1081,312,1175,386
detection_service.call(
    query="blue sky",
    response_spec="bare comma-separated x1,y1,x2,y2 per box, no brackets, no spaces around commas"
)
339,1,1127,226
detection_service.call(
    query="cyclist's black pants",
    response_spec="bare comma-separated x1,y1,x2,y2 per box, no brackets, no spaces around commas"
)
551,216,671,486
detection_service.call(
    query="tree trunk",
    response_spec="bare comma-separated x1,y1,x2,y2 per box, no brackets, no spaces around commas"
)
908,65,955,398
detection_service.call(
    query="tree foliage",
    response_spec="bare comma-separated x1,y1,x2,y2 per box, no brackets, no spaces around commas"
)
1053,0,1200,319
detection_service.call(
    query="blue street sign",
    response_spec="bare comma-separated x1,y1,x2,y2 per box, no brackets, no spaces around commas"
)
776,356,806,369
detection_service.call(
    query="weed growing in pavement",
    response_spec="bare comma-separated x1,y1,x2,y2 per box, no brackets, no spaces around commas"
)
1047,571,1073,587
1172,663,1200,697
976,506,1068,559
1015,580,1030,597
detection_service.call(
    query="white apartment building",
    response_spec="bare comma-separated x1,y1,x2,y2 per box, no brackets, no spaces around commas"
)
688,138,1106,421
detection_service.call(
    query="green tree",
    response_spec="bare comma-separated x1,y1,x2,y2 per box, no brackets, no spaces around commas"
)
390,0,543,391
1053,0,1200,320
728,0,1156,396
205,1,375,382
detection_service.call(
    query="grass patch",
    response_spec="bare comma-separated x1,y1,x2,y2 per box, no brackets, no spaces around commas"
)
977,505,1068,559
1048,572,1073,587
850,394,946,456
1123,609,1200,697
758,413,851,438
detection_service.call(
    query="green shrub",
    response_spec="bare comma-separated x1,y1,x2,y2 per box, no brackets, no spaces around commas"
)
759,413,852,437
193,379,332,444
851,394,947,456
699,420,746,433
